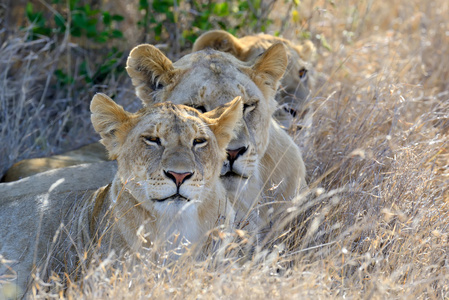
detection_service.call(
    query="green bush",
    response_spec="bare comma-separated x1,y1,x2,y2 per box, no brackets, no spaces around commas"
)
22,0,298,89
25,0,125,87
137,0,276,46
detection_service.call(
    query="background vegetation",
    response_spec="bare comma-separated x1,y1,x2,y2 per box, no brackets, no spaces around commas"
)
1,0,449,298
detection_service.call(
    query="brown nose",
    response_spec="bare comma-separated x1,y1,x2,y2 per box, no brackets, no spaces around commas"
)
226,146,247,165
164,171,194,187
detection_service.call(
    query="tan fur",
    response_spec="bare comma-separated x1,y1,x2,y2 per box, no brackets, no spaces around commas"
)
0,94,242,297
126,44,307,230
1,143,109,182
192,30,317,129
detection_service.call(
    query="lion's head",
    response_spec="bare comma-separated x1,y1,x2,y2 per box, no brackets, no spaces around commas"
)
126,43,288,204
90,93,242,241
0,94,244,297
192,30,317,129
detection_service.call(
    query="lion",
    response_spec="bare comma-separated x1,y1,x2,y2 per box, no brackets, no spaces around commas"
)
192,30,317,129
126,43,307,228
0,93,242,297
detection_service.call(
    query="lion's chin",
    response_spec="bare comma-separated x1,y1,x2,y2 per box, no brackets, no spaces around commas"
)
153,193,190,202
220,172,250,193
220,170,249,179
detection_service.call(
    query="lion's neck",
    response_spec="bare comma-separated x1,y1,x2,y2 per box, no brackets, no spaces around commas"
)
260,119,306,202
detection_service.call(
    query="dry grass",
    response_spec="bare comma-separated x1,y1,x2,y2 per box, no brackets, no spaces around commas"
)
1,0,449,298
0,27,137,176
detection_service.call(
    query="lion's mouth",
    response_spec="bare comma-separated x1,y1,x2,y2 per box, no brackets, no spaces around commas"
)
221,171,249,179
153,193,190,202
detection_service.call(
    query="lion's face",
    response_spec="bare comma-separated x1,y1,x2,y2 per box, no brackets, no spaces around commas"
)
274,47,315,128
91,94,242,229
118,107,220,213
126,44,287,196
191,30,316,129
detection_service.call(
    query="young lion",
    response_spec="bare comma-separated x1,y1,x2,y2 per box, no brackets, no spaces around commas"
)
126,43,307,229
0,94,242,297
192,30,317,129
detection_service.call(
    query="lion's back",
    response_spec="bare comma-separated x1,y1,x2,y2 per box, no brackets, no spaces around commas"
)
0,161,115,296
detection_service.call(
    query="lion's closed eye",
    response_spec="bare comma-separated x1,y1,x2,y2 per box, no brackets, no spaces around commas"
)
243,101,258,114
192,105,207,113
143,136,161,146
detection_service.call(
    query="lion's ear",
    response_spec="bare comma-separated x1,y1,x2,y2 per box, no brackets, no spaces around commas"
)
295,40,316,62
90,93,134,159
126,44,176,106
249,43,288,98
192,30,247,61
205,96,243,150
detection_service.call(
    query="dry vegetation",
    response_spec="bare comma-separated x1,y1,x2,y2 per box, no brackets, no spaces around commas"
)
1,0,449,298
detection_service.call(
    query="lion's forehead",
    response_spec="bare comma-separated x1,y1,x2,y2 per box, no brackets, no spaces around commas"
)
168,70,263,109
176,49,244,68
134,107,207,139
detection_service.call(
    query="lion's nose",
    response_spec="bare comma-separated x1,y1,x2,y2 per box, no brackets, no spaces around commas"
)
226,146,248,165
164,171,194,187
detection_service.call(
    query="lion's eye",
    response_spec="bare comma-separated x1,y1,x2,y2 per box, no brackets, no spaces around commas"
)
192,105,207,113
193,138,207,146
143,136,161,146
243,102,257,114
150,76,164,91
283,106,297,117
298,68,308,79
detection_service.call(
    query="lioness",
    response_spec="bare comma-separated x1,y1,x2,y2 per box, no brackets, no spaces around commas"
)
0,94,242,296
192,30,317,129
126,43,307,227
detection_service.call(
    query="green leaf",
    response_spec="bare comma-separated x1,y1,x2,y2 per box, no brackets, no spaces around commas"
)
111,29,123,39
112,14,124,22
54,14,66,31
25,3,34,21
152,0,172,13
69,0,79,11
103,12,111,26
33,27,52,37
319,35,332,51
83,5,100,17
139,0,149,10
25,3,46,28
54,69,74,85
213,2,229,17
166,11,174,22
86,24,98,38
79,61,93,83
70,27,82,37
94,31,109,43
238,1,249,10
72,12,87,28
87,18,98,26
217,21,226,30
154,23,162,39
300,31,311,39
